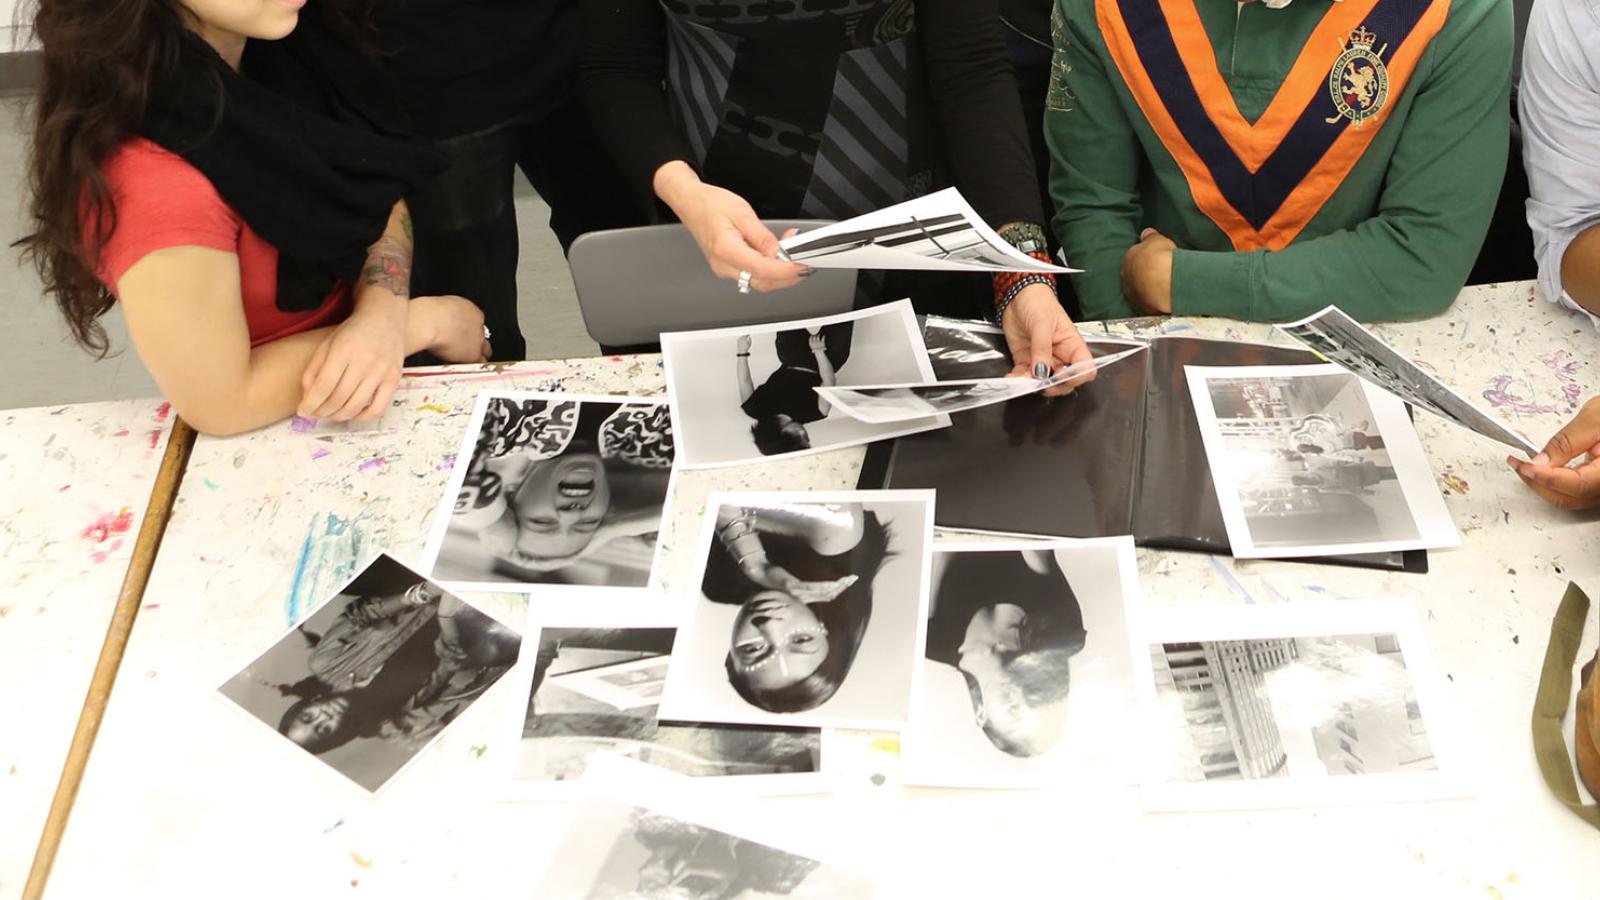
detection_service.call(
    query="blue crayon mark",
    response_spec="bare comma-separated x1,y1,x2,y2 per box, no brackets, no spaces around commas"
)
1207,556,1256,604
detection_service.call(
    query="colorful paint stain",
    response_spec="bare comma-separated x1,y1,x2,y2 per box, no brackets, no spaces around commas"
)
310,447,332,460
417,404,450,414
286,510,374,624
83,507,134,543
1482,375,1562,416
289,416,317,433
153,402,171,423
357,456,388,472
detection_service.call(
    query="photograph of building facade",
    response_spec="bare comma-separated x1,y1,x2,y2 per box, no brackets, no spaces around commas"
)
1304,634,1437,777
1152,639,1299,782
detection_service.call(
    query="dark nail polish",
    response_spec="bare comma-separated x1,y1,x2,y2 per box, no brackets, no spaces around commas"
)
798,268,817,278
1033,362,1049,379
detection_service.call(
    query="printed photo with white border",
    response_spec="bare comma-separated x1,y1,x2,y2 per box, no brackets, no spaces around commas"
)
660,300,948,468
818,344,1146,424
1126,598,1468,812
531,755,879,898
1281,305,1538,455
217,552,524,794
658,490,935,730
504,620,826,799
420,391,677,597
900,536,1140,790
1186,364,1459,558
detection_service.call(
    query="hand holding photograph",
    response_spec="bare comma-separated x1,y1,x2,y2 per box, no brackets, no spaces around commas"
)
509,625,822,797
420,392,676,595
1281,305,1538,455
1129,599,1467,811
217,553,523,793
661,301,948,468
777,187,1072,274
817,343,1147,424
1186,364,1459,558
658,490,935,730
533,756,877,898
901,538,1139,789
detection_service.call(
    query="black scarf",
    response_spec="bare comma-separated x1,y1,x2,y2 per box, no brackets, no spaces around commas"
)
140,19,443,312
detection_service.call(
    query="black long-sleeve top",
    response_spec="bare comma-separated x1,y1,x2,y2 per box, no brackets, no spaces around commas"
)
579,0,1045,231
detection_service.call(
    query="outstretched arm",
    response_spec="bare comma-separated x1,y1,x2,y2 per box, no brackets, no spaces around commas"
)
736,334,756,404
809,331,836,415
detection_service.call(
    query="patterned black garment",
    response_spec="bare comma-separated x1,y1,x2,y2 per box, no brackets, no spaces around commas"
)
582,0,1043,230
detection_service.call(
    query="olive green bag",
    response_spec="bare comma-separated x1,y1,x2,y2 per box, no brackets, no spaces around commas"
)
1532,582,1600,828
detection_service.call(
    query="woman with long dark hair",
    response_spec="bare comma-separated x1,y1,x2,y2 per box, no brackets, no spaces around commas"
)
926,548,1085,757
702,502,891,714
20,0,491,435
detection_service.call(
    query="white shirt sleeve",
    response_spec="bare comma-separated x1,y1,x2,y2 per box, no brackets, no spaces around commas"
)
1520,0,1600,331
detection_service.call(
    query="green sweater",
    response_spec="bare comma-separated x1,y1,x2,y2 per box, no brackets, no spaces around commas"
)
1045,0,1511,322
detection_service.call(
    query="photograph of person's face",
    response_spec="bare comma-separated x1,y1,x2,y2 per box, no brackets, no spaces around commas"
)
282,695,350,748
511,453,613,559
424,392,676,592
730,593,830,692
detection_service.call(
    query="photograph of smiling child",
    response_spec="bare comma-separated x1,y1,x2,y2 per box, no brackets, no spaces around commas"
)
423,392,675,592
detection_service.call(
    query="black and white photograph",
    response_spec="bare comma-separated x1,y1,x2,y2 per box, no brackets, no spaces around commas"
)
777,188,1070,273
901,538,1139,789
509,625,823,797
1186,364,1459,558
819,344,1145,424
658,490,935,730
1132,600,1465,810
534,757,876,898
217,553,522,793
420,391,675,594
1281,305,1538,455
661,301,948,468
921,316,1014,380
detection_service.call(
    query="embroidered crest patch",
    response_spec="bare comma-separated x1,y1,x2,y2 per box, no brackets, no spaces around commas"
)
1325,25,1389,127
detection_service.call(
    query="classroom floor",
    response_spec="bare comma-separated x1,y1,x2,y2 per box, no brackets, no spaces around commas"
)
0,100,598,412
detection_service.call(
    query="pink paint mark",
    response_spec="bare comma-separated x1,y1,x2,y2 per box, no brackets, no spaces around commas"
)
357,457,388,472
58,485,70,493
142,603,161,611
435,454,457,471
113,429,129,437
310,447,332,460
82,508,134,543
290,416,317,434
90,549,110,565
147,429,161,449
153,402,171,423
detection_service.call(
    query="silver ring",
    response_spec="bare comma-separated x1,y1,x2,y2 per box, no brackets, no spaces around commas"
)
482,325,492,340
736,271,753,294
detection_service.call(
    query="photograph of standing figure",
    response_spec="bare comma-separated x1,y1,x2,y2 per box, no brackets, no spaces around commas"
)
661,302,947,468
659,490,934,730
901,538,1139,789
737,322,853,455
218,554,522,793
422,392,675,594
1186,365,1458,558
509,625,822,796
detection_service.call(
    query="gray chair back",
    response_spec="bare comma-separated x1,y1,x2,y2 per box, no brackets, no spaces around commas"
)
568,220,857,348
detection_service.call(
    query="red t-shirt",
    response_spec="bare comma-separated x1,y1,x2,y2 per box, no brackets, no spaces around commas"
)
96,138,351,347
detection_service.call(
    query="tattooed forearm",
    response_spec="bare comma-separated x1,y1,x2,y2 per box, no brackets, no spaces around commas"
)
361,212,414,299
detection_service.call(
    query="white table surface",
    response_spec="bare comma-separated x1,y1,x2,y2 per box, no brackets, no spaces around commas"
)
0,400,173,899
42,282,1600,899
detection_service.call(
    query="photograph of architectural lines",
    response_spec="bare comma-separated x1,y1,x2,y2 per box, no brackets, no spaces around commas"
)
1150,634,1436,783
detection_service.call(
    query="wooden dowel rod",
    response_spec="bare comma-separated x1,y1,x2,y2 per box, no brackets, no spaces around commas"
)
22,418,197,900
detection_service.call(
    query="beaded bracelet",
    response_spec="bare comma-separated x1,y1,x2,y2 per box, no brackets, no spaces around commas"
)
994,273,1057,326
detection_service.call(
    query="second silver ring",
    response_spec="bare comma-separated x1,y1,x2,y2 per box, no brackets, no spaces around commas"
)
736,270,753,294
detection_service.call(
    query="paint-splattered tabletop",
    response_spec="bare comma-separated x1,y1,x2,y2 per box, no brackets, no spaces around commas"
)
0,398,174,899
44,283,1600,899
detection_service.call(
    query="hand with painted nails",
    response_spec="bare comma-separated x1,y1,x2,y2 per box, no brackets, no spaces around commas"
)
739,559,859,603
1507,396,1600,509
1002,283,1094,397
651,161,807,293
